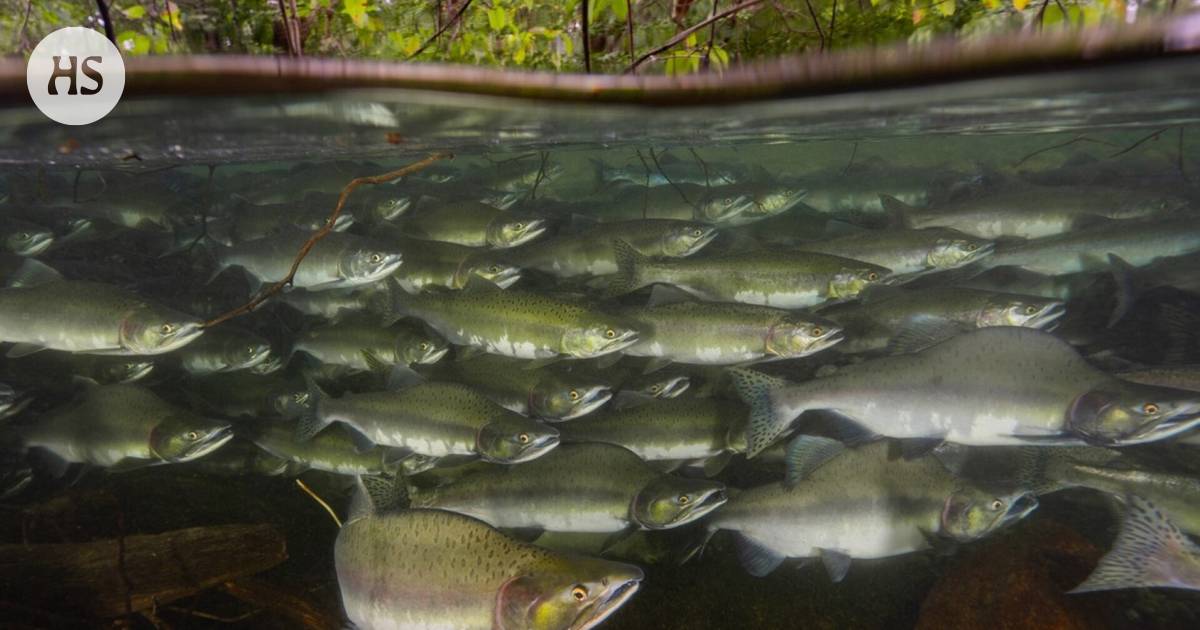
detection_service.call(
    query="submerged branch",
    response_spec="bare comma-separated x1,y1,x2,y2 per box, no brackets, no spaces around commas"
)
1012,135,1117,168
202,152,452,329
1108,126,1171,159
625,0,765,73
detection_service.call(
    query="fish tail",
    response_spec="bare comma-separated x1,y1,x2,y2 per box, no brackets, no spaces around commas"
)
728,368,792,458
588,157,608,192
1070,495,1200,593
608,239,648,297
291,375,332,442
368,277,411,325
1106,254,1142,328
878,194,914,229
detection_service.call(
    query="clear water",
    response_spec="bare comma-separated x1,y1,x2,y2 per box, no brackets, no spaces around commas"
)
2,57,1200,629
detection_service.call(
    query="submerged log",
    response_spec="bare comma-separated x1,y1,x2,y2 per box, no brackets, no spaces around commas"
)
0,523,286,618
221,577,344,630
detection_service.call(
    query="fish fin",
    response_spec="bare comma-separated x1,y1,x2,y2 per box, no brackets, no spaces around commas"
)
522,356,562,370
728,368,792,458
819,549,853,583
608,239,648,297
6,258,62,287
455,345,485,362
918,527,960,557
878,194,914,229
1106,254,1140,328
348,474,408,521
362,351,424,390
292,376,331,441
701,451,735,477
1070,495,1200,593
807,411,880,447
600,526,637,553
1071,214,1115,231
106,457,160,473
461,275,503,293
733,532,786,577
341,424,378,453
588,157,610,192
28,448,72,478
5,343,45,359
496,575,542,630
886,317,964,355
646,458,686,473
856,284,903,305
593,352,624,370
502,527,545,543
1159,304,1199,365
640,357,672,375
783,435,845,487
612,390,654,409
393,452,440,476
676,526,718,565
890,438,944,461
367,277,405,322
931,442,970,475
646,284,694,307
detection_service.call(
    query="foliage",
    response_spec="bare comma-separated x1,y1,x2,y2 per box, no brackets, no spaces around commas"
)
0,0,1186,74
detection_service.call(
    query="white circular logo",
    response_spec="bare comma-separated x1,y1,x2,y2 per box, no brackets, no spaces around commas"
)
27,27,125,126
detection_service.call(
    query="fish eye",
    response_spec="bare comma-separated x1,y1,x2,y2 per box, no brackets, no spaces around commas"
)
1025,305,1038,315
246,345,258,355
16,232,29,240
649,384,660,393
185,431,199,441
490,265,501,273
514,222,525,229
369,253,383,263
990,499,1004,511
692,229,703,237
159,323,176,335
571,585,588,601
677,494,691,505
569,390,580,400
419,342,430,351
517,433,530,444
723,197,733,205
811,326,823,337
1143,402,1160,414
605,329,616,338
966,243,978,251
867,272,879,281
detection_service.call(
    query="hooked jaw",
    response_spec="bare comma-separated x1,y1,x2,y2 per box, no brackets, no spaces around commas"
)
573,569,644,630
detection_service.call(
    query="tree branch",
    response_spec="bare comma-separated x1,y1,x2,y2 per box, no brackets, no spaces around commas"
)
202,152,452,329
582,0,592,73
625,0,764,73
409,0,473,59
804,0,825,51
95,0,117,45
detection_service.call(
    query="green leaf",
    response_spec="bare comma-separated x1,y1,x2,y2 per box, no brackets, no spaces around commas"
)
121,5,146,19
611,0,629,21
487,6,508,31
117,30,150,55
934,0,955,16
342,0,369,28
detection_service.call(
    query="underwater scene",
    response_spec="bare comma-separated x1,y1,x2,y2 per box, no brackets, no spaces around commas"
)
4,59,1200,629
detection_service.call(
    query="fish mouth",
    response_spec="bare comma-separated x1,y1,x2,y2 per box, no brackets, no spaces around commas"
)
177,425,235,462
507,221,549,247
0,393,32,421
503,431,561,463
1025,303,1066,330
64,218,94,239
1003,493,1040,526
20,233,54,256
560,387,614,421
682,229,720,256
331,213,356,232
595,330,640,357
667,488,729,527
573,573,643,630
708,195,756,223
231,345,272,371
652,376,690,398
804,330,845,356
482,265,523,289
121,362,156,383
154,322,206,355
418,346,450,365
360,254,405,283
1117,408,1200,445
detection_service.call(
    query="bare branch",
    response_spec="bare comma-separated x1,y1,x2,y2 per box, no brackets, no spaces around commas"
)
409,0,474,59
625,0,765,73
202,152,453,329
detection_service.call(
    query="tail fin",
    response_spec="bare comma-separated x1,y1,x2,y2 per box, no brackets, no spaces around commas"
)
588,158,609,192
292,375,332,441
368,277,411,325
608,240,649,297
879,194,915,229
1070,495,1200,593
728,368,792,458
1106,254,1142,328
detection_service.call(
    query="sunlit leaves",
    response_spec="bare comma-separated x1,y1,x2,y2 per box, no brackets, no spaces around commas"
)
342,0,370,28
